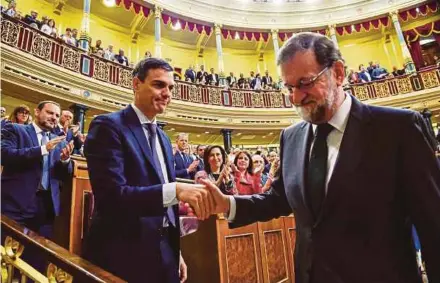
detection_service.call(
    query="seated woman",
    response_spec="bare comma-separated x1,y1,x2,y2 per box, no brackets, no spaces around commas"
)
233,151,262,195
204,145,237,195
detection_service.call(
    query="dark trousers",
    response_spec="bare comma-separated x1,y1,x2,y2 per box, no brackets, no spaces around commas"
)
160,226,180,283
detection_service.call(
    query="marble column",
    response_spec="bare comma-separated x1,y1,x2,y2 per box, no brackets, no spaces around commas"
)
390,11,415,73
78,0,91,51
328,24,339,49
70,104,89,133
154,6,163,58
220,129,233,154
271,29,280,77
214,23,225,75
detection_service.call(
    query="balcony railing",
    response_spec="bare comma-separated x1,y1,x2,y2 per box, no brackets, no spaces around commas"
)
1,215,126,283
1,14,439,109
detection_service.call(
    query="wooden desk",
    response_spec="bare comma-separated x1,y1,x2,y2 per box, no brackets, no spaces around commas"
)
181,215,296,283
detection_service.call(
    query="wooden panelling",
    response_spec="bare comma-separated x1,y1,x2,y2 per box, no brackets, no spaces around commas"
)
283,216,296,281
225,234,259,283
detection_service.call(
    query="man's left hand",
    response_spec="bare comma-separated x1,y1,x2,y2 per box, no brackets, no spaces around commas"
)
179,254,188,283
60,141,74,161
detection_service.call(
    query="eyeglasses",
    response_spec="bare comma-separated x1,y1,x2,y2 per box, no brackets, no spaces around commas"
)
285,65,331,93
18,111,29,115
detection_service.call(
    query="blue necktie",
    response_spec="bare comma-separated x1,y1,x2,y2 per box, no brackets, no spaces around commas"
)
41,131,50,190
144,123,176,227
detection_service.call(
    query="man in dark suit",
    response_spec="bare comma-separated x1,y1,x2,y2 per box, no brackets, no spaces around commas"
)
195,144,206,172
174,133,199,179
226,72,237,87
196,65,208,84
184,65,196,83
53,110,83,152
261,70,273,88
84,58,213,283
203,33,440,283
207,68,219,86
1,100,73,237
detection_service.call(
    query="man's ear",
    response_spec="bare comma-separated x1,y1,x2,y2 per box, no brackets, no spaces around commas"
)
333,60,345,86
132,77,140,91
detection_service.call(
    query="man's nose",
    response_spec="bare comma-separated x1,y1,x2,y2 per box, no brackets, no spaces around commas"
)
289,89,308,106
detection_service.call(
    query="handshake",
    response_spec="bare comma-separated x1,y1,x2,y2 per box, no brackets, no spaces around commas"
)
175,179,230,220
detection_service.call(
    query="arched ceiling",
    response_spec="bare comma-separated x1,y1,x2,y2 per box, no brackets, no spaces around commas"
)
145,0,426,29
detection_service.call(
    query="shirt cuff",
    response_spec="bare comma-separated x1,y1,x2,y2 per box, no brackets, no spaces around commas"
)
226,196,237,222
163,182,178,207
61,158,70,164
41,146,49,155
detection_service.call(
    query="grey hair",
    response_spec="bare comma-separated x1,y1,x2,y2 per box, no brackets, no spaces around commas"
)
277,32,344,68
176,133,189,140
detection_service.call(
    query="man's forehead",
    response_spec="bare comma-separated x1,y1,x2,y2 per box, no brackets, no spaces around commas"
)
281,51,319,79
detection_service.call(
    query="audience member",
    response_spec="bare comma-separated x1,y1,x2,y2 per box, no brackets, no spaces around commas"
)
71,28,79,46
91,40,103,54
347,68,359,84
252,154,273,192
203,145,237,195
144,51,152,59
9,105,31,125
195,144,206,172
53,110,83,152
371,62,388,80
4,1,17,17
208,68,219,86
196,65,208,84
184,65,196,83
233,151,262,195
114,49,129,66
358,64,371,83
226,72,237,87
264,150,278,173
104,44,115,61
392,66,405,77
40,18,55,36
61,28,76,46
174,133,199,179
23,10,39,27
253,73,262,90
262,70,273,88
237,73,246,88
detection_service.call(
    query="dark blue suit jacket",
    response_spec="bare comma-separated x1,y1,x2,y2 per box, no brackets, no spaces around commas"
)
230,96,440,283
184,69,196,83
1,123,72,221
174,151,192,179
84,105,180,283
53,125,83,151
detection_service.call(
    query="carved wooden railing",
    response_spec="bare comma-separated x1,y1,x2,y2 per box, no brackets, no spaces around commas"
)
1,215,126,283
1,14,439,109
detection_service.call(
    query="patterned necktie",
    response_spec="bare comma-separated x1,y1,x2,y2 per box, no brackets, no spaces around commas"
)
307,123,334,219
143,123,175,227
41,131,50,190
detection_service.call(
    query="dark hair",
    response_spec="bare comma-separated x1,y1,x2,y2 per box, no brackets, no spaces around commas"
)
277,32,343,68
66,28,71,32
9,104,30,124
196,144,205,151
48,19,55,27
132,58,173,82
203,145,227,175
234,150,254,175
37,100,60,110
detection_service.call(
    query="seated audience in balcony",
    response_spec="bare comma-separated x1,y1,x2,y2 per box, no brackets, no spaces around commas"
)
204,145,237,195
174,133,199,179
367,61,375,76
114,49,129,66
3,1,17,17
71,28,79,47
40,15,48,28
248,70,256,86
23,10,39,28
184,65,196,83
91,39,103,54
144,50,152,59
104,44,115,61
9,105,31,125
392,66,406,77
371,62,389,80
347,68,359,84
226,72,237,87
358,64,371,83
262,70,273,88
233,150,262,195
237,73,246,88
207,67,219,86
196,65,208,84
61,28,76,46
40,18,55,36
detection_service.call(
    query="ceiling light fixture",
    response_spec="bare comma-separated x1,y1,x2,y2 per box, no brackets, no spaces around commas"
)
172,20,182,31
103,0,116,7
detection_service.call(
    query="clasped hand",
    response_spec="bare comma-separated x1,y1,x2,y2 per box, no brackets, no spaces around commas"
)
176,180,230,220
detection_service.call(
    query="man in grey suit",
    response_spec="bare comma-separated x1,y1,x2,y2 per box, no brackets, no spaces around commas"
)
202,32,440,283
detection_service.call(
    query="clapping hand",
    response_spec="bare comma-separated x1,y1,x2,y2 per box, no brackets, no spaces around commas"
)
60,140,74,161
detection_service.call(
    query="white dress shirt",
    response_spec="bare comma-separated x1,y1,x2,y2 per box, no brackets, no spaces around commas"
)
228,94,352,220
131,104,178,207
33,122,49,156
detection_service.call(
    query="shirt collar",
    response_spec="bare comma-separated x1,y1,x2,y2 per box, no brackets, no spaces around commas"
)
32,122,44,135
312,94,352,134
131,103,156,125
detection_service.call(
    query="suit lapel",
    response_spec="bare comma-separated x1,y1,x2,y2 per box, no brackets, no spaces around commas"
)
316,96,370,226
298,123,314,219
157,129,175,181
123,106,155,164
25,124,39,147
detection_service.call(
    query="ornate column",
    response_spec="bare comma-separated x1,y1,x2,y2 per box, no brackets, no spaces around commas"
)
220,129,233,154
328,24,339,49
390,11,415,73
78,0,91,51
154,6,163,58
70,104,89,133
214,23,225,74
271,29,281,76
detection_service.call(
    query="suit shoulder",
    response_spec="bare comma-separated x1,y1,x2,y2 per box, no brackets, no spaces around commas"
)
283,121,307,137
89,109,124,127
367,104,418,124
